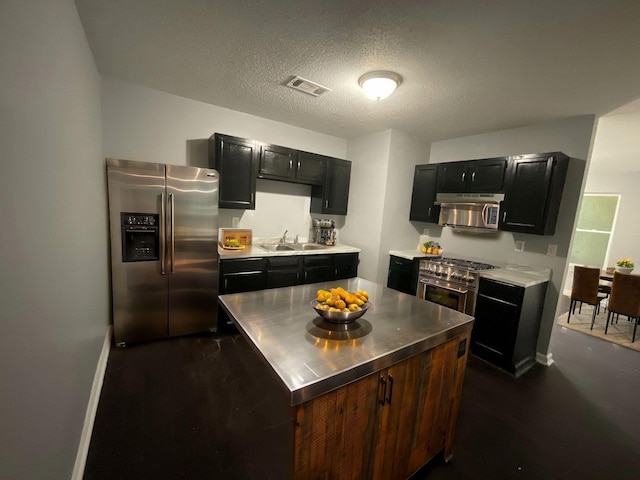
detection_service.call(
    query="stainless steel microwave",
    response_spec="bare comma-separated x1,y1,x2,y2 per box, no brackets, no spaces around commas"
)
436,193,504,233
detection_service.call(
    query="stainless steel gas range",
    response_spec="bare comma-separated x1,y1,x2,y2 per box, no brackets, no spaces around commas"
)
418,257,496,315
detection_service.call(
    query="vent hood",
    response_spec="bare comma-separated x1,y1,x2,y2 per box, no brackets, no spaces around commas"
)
436,193,505,205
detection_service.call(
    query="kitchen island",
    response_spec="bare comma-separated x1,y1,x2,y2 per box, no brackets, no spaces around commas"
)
218,277,473,480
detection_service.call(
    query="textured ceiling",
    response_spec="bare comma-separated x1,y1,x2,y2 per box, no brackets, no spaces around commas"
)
74,0,640,143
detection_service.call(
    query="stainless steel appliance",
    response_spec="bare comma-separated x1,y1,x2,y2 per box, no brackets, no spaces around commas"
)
311,219,335,245
437,193,504,233
107,158,219,346
418,257,496,315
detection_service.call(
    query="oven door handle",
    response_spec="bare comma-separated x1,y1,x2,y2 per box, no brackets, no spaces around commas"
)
419,278,469,295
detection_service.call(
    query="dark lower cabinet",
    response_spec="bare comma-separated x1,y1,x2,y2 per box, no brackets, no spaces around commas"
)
219,252,359,330
471,277,547,377
334,253,359,280
302,254,334,284
267,256,302,288
387,255,419,296
218,257,267,330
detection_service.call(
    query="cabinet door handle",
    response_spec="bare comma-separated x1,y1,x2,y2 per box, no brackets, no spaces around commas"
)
325,200,329,208
472,171,476,182
224,278,228,290
289,159,293,170
250,193,254,203
297,160,301,170
428,207,431,216
502,211,507,222
379,377,387,406
386,374,394,405
461,172,466,182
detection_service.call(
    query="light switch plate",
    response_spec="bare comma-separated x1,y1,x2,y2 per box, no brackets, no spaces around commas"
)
547,244,558,256
515,240,525,252
423,228,430,236
232,217,240,227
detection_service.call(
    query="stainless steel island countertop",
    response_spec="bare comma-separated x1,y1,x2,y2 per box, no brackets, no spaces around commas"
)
218,278,474,406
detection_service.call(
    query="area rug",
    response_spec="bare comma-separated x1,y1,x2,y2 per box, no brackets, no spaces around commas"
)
557,305,640,353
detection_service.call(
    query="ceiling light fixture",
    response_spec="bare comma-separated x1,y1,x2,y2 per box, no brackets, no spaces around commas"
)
358,71,402,100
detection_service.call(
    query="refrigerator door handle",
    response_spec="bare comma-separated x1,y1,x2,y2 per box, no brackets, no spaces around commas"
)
160,192,166,275
170,193,175,274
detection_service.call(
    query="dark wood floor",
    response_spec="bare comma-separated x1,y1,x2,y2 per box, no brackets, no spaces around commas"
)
84,322,640,480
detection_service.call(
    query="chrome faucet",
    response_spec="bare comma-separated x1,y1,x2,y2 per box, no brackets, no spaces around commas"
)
279,230,288,245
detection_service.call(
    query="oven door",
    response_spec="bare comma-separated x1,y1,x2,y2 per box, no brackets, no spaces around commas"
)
419,278,474,315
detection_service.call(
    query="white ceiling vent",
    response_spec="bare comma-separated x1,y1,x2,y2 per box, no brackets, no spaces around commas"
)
285,76,331,97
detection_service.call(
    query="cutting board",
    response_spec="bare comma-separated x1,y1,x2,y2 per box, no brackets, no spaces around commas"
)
220,228,252,247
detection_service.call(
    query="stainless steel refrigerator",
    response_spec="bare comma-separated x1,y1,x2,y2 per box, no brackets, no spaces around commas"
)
106,158,219,346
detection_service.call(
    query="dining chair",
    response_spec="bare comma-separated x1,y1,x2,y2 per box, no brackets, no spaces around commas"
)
568,265,608,329
605,272,640,342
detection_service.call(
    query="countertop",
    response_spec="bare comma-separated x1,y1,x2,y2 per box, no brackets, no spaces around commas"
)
219,242,360,259
388,249,551,288
218,278,474,406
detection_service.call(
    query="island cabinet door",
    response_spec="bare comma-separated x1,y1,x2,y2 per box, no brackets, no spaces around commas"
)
374,335,467,480
293,372,382,479
292,332,470,480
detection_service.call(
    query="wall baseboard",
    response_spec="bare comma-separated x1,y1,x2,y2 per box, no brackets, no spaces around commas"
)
71,325,112,480
536,351,554,367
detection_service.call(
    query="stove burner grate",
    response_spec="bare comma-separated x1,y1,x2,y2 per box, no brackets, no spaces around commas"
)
434,257,496,271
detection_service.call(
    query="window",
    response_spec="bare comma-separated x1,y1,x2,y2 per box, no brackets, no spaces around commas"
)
569,194,620,268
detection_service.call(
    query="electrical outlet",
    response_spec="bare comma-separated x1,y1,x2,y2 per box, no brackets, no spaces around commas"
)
515,240,525,252
547,244,558,256
232,217,240,227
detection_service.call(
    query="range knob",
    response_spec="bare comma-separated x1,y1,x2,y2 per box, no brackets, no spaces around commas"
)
468,276,475,283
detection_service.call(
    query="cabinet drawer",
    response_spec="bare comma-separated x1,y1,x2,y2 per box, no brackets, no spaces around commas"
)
221,257,267,275
333,253,358,267
389,255,414,272
268,256,302,269
267,271,300,289
221,272,266,294
303,254,333,267
478,278,523,304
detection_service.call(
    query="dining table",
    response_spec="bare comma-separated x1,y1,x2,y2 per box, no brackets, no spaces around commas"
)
600,269,615,281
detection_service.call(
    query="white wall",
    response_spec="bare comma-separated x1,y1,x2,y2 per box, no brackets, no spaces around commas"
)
101,78,348,241
0,1,107,479
426,115,597,356
375,130,431,284
340,131,392,281
586,111,640,267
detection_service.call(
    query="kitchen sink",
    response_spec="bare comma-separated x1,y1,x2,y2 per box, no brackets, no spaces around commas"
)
259,242,327,252
293,243,326,250
259,244,296,252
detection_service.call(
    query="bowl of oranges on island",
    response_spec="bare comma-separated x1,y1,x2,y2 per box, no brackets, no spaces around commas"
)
312,287,371,323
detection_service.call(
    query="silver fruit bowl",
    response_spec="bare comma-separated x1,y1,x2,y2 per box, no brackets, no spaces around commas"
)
311,299,371,324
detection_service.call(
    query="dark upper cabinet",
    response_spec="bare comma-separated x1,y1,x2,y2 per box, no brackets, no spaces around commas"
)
296,151,326,184
437,158,507,193
500,152,569,235
258,146,326,185
311,158,351,215
258,143,297,181
209,133,258,210
409,164,439,223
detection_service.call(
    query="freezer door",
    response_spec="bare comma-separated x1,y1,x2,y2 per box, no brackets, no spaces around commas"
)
107,159,169,344
166,164,219,336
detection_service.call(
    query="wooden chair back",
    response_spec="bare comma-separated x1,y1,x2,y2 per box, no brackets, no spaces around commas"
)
608,272,640,318
571,266,602,304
